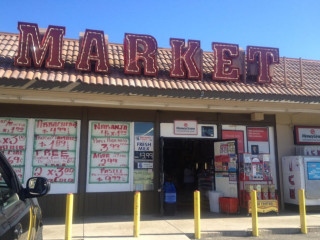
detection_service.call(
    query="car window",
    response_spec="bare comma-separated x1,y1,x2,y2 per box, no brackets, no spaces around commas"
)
0,167,18,209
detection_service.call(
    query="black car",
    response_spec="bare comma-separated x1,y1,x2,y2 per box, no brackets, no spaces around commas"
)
0,152,50,240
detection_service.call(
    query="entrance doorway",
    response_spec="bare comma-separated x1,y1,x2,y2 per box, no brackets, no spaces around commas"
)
162,138,215,212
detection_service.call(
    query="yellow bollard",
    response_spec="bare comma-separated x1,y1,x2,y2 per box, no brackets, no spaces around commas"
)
194,190,201,239
65,193,74,240
251,190,259,237
27,208,34,240
134,191,141,237
299,189,307,234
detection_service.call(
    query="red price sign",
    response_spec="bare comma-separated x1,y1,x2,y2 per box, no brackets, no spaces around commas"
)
0,119,27,134
91,138,129,152
34,135,77,150
92,122,129,137
35,120,77,135
3,150,25,166
0,135,26,150
90,167,128,183
91,152,128,167
33,150,75,166
33,166,75,183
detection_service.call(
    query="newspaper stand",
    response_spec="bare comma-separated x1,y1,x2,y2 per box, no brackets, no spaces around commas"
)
239,153,279,214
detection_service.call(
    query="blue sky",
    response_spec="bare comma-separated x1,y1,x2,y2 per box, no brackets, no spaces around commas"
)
1,0,320,60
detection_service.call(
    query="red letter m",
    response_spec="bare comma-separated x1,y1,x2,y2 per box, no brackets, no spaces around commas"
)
14,22,65,69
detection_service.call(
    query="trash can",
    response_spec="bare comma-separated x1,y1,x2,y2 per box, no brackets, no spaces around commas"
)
163,182,176,216
208,191,223,213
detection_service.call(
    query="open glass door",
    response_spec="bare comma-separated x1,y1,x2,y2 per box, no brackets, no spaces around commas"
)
214,139,239,198
159,137,165,214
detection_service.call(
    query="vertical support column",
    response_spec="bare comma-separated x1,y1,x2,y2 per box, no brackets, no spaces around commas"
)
65,193,74,240
251,190,258,237
194,190,201,239
134,192,141,237
299,189,307,234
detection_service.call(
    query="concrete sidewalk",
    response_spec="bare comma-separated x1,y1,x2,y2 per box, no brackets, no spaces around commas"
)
43,211,320,240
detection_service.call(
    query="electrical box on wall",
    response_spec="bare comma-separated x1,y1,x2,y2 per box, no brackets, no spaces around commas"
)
251,112,264,121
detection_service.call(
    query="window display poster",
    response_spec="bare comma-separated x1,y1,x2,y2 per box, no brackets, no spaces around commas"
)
214,140,237,156
0,118,28,183
134,169,154,191
247,127,270,154
222,130,245,153
89,121,130,184
134,122,154,190
32,119,80,193
307,162,320,180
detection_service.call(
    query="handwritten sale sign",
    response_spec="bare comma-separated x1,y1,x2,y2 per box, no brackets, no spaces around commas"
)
89,167,128,183
90,152,128,167
91,137,129,152
35,119,77,135
0,118,27,134
34,135,77,151
33,150,75,166
0,135,26,151
89,121,131,185
3,150,25,166
32,119,79,191
0,118,28,183
33,166,75,183
91,122,130,137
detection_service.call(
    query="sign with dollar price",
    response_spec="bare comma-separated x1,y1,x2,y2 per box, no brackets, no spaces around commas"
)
89,167,129,183
0,118,28,183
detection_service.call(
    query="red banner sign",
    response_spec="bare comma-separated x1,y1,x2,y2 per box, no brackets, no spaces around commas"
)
222,130,244,153
247,127,269,142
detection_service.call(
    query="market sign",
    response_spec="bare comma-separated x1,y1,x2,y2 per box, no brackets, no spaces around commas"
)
14,22,279,84
294,126,320,145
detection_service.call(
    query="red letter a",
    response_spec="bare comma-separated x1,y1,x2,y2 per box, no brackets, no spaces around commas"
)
76,29,110,73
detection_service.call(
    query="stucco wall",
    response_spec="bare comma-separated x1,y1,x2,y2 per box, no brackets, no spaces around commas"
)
276,113,320,208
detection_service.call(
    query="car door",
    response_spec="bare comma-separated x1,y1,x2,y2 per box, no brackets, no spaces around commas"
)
0,159,33,240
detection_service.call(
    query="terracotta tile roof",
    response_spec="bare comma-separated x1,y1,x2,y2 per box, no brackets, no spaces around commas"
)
1,32,320,103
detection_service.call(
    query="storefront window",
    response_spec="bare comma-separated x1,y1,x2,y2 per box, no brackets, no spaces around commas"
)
134,122,154,191
86,121,131,192
0,118,28,183
32,119,80,194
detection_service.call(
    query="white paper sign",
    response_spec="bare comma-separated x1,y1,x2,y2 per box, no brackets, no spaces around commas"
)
174,120,198,135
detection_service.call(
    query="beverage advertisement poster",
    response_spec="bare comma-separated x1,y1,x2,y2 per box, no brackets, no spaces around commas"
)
133,122,154,191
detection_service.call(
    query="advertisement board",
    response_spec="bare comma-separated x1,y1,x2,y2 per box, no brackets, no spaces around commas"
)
294,126,320,145
32,119,80,193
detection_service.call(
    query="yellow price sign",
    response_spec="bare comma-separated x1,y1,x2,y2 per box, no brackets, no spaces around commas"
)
248,199,278,213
